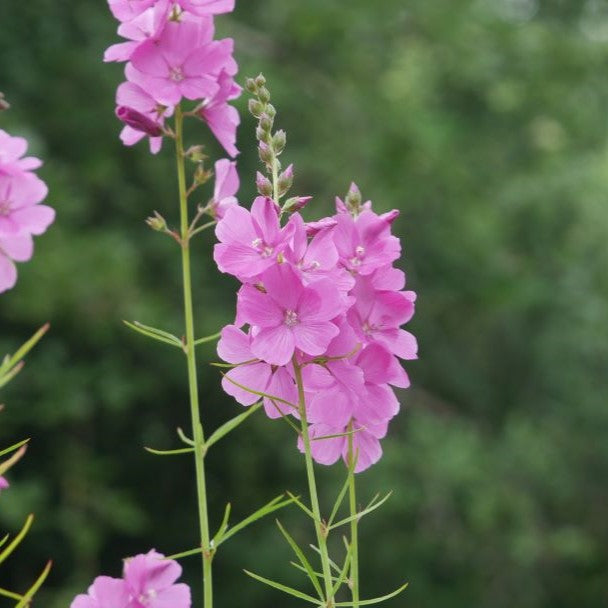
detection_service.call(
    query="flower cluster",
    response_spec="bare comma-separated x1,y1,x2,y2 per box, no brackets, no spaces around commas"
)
71,550,191,608
105,0,240,155
215,183,417,472
0,129,55,294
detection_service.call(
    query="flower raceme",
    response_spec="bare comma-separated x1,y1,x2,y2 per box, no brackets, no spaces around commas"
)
0,129,55,293
215,186,418,472
105,0,240,156
71,550,191,608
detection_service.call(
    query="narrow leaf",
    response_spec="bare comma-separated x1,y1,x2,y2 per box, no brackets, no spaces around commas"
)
0,438,29,459
194,331,221,346
144,446,194,456
15,560,53,608
212,503,232,545
205,402,262,451
328,459,356,527
331,541,353,596
0,362,24,389
219,495,296,546
0,445,27,476
0,515,33,566
334,582,409,606
286,491,317,522
221,373,298,410
177,427,195,446
276,520,324,600
0,587,23,601
309,544,341,575
243,570,320,604
329,492,392,531
123,321,182,348
0,324,49,379
165,547,204,561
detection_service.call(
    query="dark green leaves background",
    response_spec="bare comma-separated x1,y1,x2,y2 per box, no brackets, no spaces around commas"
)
1,1,607,606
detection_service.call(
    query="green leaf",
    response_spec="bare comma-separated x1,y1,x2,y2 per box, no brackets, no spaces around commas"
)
220,373,298,410
243,570,320,604
286,491,317,522
176,427,195,446
194,331,221,346
0,514,33,566
276,520,324,600
0,324,49,388
0,445,27,478
309,544,342,575
123,320,182,348
0,587,23,601
165,546,204,561
144,446,194,456
331,540,353,596
205,402,262,451
328,459,357,527
218,494,296,546
212,502,232,545
333,582,409,606
15,560,53,608
329,492,392,531
0,438,29,459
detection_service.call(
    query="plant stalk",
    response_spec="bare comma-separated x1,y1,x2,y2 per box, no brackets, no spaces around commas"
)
347,431,360,607
175,105,213,608
293,358,335,607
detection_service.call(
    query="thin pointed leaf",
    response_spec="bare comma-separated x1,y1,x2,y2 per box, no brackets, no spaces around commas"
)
177,427,195,446
243,570,320,604
165,547,204,561
123,321,182,348
312,427,364,442
144,446,194,456
212,503,232,545
194,331,221,346
286,491,317,522
0,324,49,379
329,492,392,531
0,438,29,459
309,544,341,575
0,534,9,549
334,582,409,606
328,459,356,527
15,560,53,608
0,362,24,388
219,495,296,546
0,445,27,476
276,520,324,600
0,515,33,566
0,587,23,601
331,541,353,596
205,402,262,451
289,562,334,582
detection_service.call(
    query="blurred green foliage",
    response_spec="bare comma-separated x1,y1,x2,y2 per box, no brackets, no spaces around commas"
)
1,0,607,606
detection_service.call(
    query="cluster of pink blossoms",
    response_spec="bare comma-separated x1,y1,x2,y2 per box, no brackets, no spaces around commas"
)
0,129,55,293
105,0,240,155
215,185,417,472
71,550,190,608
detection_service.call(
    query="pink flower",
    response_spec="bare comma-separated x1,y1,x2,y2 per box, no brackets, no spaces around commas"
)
129,19,236,106
236,264,345,366
0,130,42,175
71,576,129,608
218,325,297,418
177,0,235,16
107,0,157,23
198,71,241,157
0,234,34,294
0,172,55,238
115,80,172,153
214,196,294,280
123,550,191,608
333,209,401,275
0,476,9,492
210,158,238,220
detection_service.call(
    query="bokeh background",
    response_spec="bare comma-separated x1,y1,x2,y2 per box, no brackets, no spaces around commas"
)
1,0,608,606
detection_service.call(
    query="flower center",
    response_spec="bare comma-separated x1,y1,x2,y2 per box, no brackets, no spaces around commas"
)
169,66,185,82
251,237,274,258
362,321,376,335
284,310,299,327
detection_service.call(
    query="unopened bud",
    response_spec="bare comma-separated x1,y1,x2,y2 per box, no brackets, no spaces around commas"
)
256,172,273,197
256,125,270,143
248,98,264,118
272,130,286,155
116,106,163,137
255,73,266,88
259,113,273,132
194,165,213,185
146,211,168,232
345,182,362,213
259,142,273,164
245,78,258,94
277,164,294,197
265,104,276,119
282,196,312,214
258,87,271,104
186,145,206,163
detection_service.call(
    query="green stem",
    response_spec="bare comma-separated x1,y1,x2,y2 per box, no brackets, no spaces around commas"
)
293,359,335,608
347,431,360,607
175,105,213,608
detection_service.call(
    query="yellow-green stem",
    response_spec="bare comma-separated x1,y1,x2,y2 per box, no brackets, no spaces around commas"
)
175,105,213,608
293,359,335,608
347,431,360,607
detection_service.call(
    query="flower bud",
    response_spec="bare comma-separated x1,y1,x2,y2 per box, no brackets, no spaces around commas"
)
186,145,206,163
345,182,362,214
282,196,312,214
245,78,258,94
248,99,264,118
265,104,276,119
259,114,273,132
258,87,271,104
272,130,286,155
194,165,212,185
146,211,168,232
256,172,273,197
116,106,163,137
256,125,270,143
277,164,294,197
259,142,273,164
255,73,266,88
